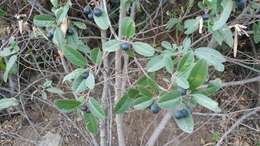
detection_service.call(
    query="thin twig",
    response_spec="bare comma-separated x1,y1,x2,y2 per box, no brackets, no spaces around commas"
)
145,112,172,146
216,109,258,146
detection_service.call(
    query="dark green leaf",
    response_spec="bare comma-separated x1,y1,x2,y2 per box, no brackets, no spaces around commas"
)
197,79,222,96
137,86,153,97
121,17,135,38
90,48,102,64
88,97,105,119
62,45,86,66
84,112,98,134
133,97,153,110
157,91,181,110
54,99,81,112
188,59,208,90
127,88,140,98
0,8,5,17
176,52,194,72
114,95,134,113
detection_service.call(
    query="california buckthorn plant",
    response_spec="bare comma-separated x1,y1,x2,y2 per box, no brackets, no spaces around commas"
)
0,0,260,146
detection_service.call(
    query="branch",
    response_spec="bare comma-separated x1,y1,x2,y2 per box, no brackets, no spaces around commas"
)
145,112,172,146
216,109,258,146
222,75,260,87
114,1,128,146
100,25,108,146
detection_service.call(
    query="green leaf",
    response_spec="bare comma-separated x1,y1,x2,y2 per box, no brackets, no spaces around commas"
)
146,55,165,72
73,21,87,30
166,18,179,30
114,95,134,113
253,22,260,44
90,48,102,64
104,39,120,52
54,99,81,112
93,9,110,30
222,26,233,48
43,80,52,88
46,87,64,95
75,79,88,93
213,26,233,48
161,41,172,50
198,79,222,96
175,76,190,89
0,8,6,17
127,88,140,98
85,71,95,90
132,42,155,57
33,15,54,27
182,37,191,51
53,27,65,48
63,68,85,82
192,93,221,112
67,34,90,54
3,55,17,82
184,16,201,34
121,17,135,38
188,59,208,90
157,91,181,110
137,86,153,97
0,98,18,110
62,45,86,67
84,112,98,134
72,77,84,91
0,47,16,57
163,54,174,73
133,97,153,110
195,47,226,72
176,52,194,72
55,2,70,24
88,97,106,119
173,111,194,133
50,0,59,7
212,0,233,31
